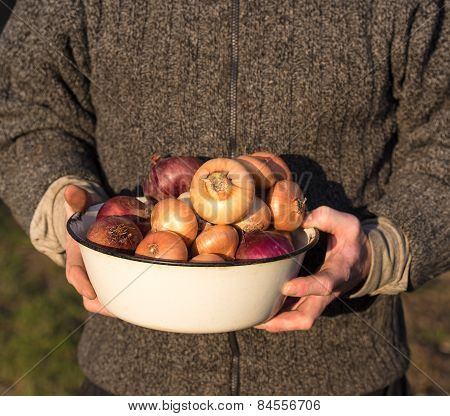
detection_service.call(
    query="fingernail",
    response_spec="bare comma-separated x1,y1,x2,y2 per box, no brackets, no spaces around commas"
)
282,283,296,296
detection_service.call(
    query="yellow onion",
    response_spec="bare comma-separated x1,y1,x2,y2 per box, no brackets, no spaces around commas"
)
233,197,271,233
190,253,225,263
178,191,212,232
135,231,188,261
251,151,292,182
191,224,239,260
266,180,306,231
151,198,198,246
190,158,255,224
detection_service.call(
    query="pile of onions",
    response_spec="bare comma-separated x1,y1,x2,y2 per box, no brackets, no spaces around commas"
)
143,154,202,201
87,151,307,264
135,231,188,261
235,231,294,260
190,158,255,224
267,180,306,231
192,225,239,260
151,198,198,246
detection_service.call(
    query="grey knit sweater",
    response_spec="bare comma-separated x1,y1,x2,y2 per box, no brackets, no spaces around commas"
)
0,0,449,395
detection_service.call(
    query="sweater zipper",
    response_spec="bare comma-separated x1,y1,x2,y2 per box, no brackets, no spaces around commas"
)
228,0,240,158
228,0,241,397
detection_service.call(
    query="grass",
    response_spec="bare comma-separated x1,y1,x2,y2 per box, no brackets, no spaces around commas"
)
0,200,448,395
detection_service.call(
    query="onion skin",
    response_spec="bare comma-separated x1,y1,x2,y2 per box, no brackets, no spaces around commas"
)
191,224,239,260
135,231,188,261
235,231,294,260
87,216,143,252
233,197,271,233
267,180,306,231
178,192,212,232
151,198,198,246
269,229,294,244
237,155,279,190
190,158,255,224
97,196,151,235
190,253,225,263
143,154,202,201
251,152,292,182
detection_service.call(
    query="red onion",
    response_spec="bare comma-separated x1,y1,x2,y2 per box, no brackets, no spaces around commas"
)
143,154,202,201
235,231,294,260
97,196,152,236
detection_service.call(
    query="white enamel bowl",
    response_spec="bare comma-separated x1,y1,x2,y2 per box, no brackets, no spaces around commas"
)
67,202,319,334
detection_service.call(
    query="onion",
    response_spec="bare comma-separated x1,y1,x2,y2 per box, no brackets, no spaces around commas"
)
190,253,225,263
233,197,271,233
266,180,306,231
97,196,152,235
235,231,294,260
178,191,212,232
143,154,202,201
87,216,143,252
269,229,294,244
251,152,292,182
135,231,188,261
190,158,255,224
191,224,239,260
236,155,280,190
151,198,198,246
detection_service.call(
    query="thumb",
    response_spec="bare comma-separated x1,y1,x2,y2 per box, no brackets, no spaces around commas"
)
302,206,353,235
64,185,93,213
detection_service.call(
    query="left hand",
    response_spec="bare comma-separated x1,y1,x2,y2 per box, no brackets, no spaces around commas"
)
256,206,372,332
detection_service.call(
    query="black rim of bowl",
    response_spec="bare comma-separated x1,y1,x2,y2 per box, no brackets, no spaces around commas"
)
67,211,319,267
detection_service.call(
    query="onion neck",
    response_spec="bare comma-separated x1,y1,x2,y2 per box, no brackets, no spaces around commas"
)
295,197,306,214
204,172,233,200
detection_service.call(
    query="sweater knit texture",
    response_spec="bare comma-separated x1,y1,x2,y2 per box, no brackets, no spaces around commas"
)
0,0,449,395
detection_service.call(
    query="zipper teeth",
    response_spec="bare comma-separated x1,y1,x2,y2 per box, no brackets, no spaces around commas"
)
228,332,240,396
228,0,240,158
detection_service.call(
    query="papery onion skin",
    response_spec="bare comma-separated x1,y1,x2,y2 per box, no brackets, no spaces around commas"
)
237,155,278,190
143,154,202,201
87,216,143,252
251,152,292,182
191,224,239,260
97,196,152,235
151,198,198,246
178,192,212,232
135,231,188,261
267,180,306,231
190,158,255,224
190,253,225,263
269,229,294,244
235,231,294,260
233,196,271,233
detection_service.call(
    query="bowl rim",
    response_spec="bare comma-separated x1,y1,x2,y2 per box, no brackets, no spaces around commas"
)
67,211,319,267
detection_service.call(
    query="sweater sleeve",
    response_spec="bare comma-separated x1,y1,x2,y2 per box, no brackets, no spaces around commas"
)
367,1,449,290
0,0,102,232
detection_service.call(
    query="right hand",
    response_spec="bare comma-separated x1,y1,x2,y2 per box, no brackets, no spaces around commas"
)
64,184,114,317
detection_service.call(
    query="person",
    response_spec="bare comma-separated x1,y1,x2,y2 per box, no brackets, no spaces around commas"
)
0,0,448,396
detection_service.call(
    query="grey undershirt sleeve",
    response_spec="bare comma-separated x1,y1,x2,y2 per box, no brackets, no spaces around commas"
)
350,217,411,298
29,176,108,267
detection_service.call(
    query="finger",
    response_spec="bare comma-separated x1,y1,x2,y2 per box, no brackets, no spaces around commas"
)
255,295,330,332
302,206,359,237
83,296,115,317
64,185,89,212
64,185,103,213
281,269,338,297
66,236,97,300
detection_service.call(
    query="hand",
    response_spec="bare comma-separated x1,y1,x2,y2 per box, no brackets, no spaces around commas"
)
256,206,371,332
64,184,114,317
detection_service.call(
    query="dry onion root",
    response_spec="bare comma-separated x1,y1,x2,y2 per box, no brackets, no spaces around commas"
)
267,180,306,231
233,196,271,233
151,198,198,246
191,224,239,260
135,230,188,261
190,158,255,224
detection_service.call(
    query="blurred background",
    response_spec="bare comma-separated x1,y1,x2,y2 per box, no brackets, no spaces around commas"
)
0,0,448,396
